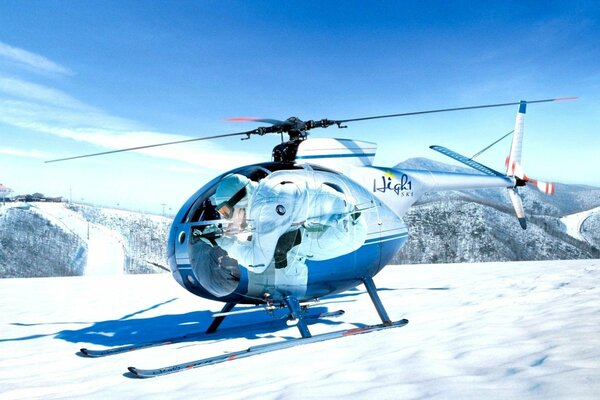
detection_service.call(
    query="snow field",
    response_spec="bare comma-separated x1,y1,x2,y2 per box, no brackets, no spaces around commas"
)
0,259,599,399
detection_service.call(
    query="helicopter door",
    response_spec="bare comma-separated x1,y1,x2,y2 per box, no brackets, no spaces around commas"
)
248,174,306,271
242,170,311,298
296,178,369,262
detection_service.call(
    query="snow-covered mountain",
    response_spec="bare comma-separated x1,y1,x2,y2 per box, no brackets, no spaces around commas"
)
561,207,600,248
582,212,600,246
399,157,600,215
0,204,86,278
65,203,171,274
0,203,171,278
1,259,599,399
1,158,598,278
392,158,600,264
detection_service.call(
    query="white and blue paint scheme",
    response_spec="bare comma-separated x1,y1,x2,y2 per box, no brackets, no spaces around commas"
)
46,99,569,369
164,102,561,340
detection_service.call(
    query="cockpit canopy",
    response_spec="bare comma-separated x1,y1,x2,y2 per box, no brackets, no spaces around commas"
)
176,162,377,299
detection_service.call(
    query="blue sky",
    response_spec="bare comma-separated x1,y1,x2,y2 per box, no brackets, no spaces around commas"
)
0,1,598,214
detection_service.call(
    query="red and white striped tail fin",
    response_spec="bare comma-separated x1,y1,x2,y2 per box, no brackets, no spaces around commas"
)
505,101,556,196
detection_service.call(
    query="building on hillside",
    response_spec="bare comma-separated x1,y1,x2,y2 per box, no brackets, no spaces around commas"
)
0,183,13,204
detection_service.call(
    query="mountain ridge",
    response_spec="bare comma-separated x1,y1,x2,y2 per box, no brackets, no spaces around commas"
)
392,158,600,264
1,158,598,277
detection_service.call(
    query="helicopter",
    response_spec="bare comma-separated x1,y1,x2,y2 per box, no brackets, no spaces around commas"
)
47,97,573,377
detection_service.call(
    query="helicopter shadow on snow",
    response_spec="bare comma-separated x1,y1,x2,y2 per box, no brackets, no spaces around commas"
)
62,306,346,350
3,286,448,349
56,287,404,349
2,297,353,350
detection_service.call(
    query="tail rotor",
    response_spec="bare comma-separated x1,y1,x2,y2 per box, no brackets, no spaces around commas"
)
505,101,557,229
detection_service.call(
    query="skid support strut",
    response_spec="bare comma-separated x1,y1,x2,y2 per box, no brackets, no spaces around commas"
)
284,296,312,338
363,277,392,326
206,302,236,334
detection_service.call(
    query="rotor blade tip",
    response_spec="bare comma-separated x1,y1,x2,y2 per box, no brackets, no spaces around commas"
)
553,97,578,102
226,117,259,122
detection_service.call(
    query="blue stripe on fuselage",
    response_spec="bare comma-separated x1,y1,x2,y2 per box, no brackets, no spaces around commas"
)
365,232,408,245
304,234,408,300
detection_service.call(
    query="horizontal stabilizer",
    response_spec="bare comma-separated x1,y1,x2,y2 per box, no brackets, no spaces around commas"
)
430,145,506,177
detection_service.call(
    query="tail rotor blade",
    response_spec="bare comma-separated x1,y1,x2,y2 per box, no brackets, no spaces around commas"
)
507,188,527,230
526,178,556,195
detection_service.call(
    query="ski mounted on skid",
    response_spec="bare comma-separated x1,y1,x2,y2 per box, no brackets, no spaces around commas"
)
79,277,408,378
125,277,406,378
127,319,409,378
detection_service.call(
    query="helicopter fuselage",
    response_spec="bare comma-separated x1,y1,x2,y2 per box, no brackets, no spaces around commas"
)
168,135,514,307
168,160,410,305
41,99,566,350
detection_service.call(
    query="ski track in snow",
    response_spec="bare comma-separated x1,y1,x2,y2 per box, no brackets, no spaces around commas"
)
1,259,599,399
84,224,125,276
560,206,600,242
31,203,124,276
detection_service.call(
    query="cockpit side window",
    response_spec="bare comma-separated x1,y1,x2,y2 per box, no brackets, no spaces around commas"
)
185,185,219,223
185,166,274,223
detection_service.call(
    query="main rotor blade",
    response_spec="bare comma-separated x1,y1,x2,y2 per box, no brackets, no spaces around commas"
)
335,97,577,124
44,130,255,163
226,117,285,126
45,96,577,164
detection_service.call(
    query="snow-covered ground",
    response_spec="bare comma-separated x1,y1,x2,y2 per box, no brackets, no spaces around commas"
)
560,206,600,242
1,259,599,399
32,203,125,276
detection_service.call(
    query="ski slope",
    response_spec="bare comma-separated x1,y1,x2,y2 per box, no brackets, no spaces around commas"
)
31,203,125,276
1,259,599,399
560,206,600,242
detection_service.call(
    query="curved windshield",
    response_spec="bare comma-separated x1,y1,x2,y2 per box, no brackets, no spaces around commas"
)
186,162,373,298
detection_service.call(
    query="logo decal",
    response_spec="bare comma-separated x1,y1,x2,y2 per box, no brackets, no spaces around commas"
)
373,174,413,196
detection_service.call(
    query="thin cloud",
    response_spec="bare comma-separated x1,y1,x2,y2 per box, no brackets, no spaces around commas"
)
0,77,91,110
0,41,71,75
0,147,47,159
0,96,262,171
43,126,264,170
0,63,262,171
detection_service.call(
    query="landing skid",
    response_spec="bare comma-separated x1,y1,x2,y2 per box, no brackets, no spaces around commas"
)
79,309,345,358
128,318,409,378
82,277,407,378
